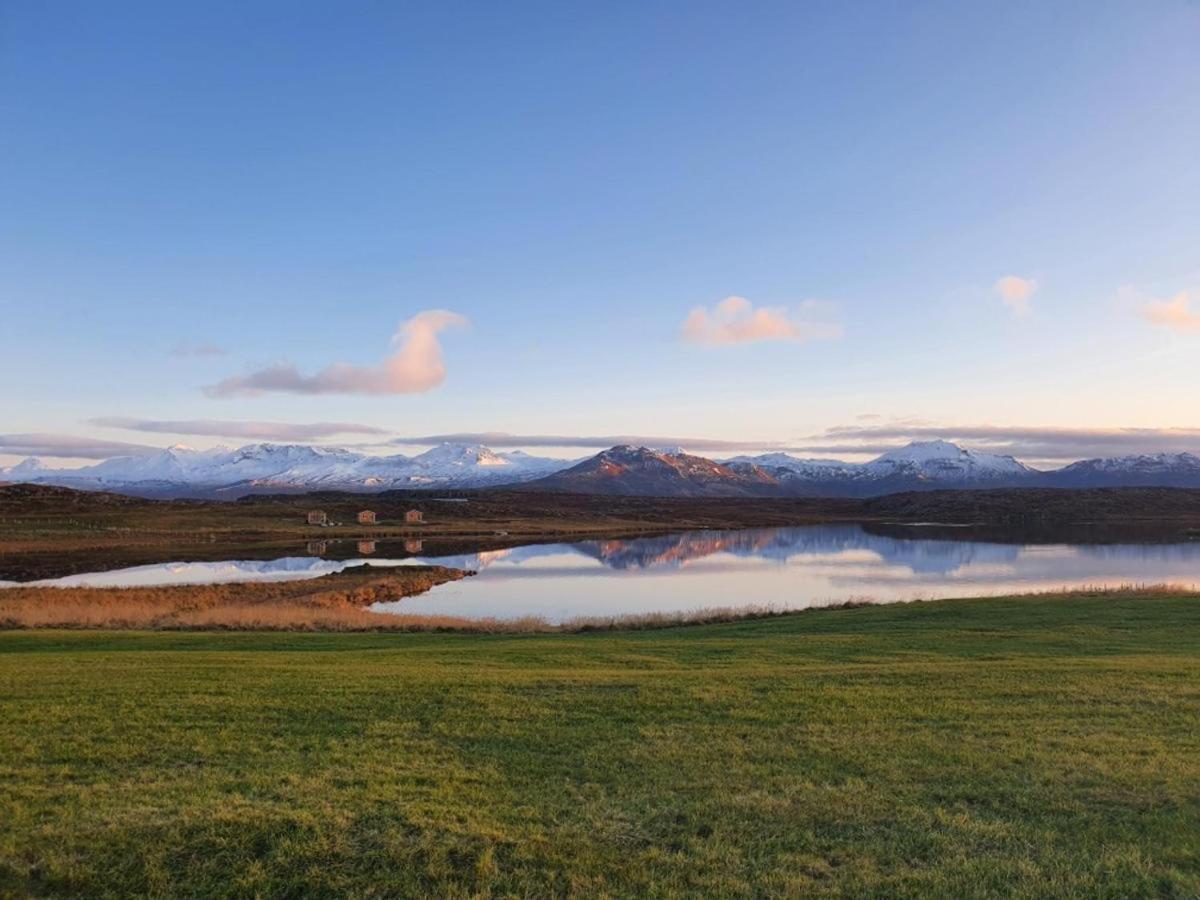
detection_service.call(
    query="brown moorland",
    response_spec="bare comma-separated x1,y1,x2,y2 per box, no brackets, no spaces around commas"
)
6,483,1200,556
0,484,865,554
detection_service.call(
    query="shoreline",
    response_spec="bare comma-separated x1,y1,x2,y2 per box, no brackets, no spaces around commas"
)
2,581,1193,634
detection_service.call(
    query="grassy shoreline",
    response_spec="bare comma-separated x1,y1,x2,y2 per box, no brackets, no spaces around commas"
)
2,590,1198,896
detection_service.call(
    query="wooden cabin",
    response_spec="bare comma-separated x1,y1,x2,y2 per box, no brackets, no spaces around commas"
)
404,539,423,554
356,510,377,525
356,540,377,555
306,510,327,526
404,509,424,524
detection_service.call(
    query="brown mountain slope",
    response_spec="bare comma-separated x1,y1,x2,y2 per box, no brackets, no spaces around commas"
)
516,446,781,497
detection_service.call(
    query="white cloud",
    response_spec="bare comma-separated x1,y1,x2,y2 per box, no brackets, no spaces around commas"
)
681,296,842,345
205,310,468,398
994,276,1037,317
1141,291,1200,333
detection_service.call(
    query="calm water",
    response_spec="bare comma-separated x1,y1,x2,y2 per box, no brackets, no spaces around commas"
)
6,525,1200,623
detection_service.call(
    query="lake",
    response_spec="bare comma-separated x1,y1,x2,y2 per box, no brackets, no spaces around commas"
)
6,525,1200,624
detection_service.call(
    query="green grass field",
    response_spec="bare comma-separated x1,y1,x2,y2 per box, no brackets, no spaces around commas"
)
2,591,1198,897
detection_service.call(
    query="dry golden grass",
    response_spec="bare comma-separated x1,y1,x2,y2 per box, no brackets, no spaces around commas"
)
0,566,479,632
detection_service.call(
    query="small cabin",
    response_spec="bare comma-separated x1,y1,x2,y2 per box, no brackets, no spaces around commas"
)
306,510,327,526
404,539,423,554
356,510,377,525
404,509,424,524
357,540,377,555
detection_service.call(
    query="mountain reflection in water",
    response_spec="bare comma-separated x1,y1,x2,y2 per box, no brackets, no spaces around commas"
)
382,525,1200,623
6,526,1199,624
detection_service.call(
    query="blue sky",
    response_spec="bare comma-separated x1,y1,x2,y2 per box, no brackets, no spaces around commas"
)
2,1,1199,466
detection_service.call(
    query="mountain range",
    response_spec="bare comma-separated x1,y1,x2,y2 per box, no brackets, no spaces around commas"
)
0,442,569,498
4,439,1200,498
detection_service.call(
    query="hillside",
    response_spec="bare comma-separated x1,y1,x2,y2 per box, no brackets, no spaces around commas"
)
862,486,1200,525
517,445,781,497
6,483,1200,549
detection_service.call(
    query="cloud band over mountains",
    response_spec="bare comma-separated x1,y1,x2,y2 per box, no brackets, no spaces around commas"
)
90,417,390,441
390,433,791,452
393,426,1200,463
7,424,1200,467
812,424,1200,462
0,434,159,460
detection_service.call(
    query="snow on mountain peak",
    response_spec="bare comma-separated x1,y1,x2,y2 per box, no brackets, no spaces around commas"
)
725,452,853,471
868,440,1031,477
2,457,51,479
414,442,512,467
1062,451,1200,473
872,440,968,464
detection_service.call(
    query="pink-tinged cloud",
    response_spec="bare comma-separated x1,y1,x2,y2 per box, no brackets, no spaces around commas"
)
1142,291,1200,332
994,276,1037,317
204,310,468,398
682,296,842,346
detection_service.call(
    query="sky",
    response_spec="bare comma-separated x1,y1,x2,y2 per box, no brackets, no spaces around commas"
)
2,1,1200,468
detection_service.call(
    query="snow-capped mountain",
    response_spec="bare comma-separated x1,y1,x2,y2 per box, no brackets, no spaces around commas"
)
518,445,781,497
0,458,53,481
1047,452,1200,488
722,440,1038,497
723,453,864,489
862,440,1035,482
2,442,572,498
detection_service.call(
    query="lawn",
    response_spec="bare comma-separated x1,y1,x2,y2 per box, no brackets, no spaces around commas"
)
2,591,1198,897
